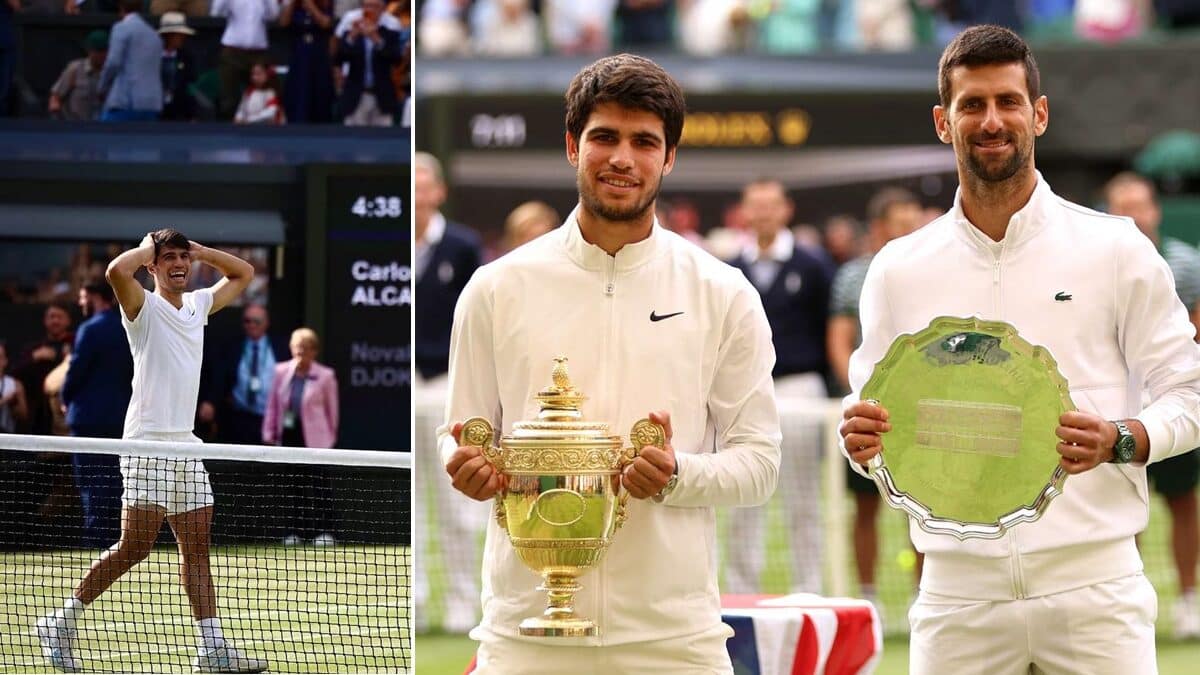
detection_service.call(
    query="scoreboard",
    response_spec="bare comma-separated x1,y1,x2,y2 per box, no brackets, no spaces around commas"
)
306,165,411,451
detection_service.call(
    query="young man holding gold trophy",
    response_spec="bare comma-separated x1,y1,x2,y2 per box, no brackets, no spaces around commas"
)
437,54,782,673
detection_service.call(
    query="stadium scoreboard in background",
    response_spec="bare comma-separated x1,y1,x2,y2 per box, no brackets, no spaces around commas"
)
307,165,411,452
438,92,939,151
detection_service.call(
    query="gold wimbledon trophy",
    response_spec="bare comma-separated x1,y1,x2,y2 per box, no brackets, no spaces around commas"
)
460,357,665,637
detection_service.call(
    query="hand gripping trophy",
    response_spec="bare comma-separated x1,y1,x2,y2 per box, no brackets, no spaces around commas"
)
459,357,664,637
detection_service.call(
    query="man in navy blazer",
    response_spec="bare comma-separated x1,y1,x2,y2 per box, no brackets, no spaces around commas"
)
200,303,289,446
62,281,133,549
414,152,482,385
100,0,163,121
413,151,484,633
725,177,834,596
335,0,406,126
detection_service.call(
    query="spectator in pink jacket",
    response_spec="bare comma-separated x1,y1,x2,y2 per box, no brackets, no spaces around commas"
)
262,327,339,546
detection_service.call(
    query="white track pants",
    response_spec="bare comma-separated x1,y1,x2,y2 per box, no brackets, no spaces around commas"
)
470,624,734,675
415,375,489,631
909,573,1158,675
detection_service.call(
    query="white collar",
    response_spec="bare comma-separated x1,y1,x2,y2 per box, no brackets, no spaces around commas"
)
742,228,794,264
950,171,1052,250
420,212,446,247
562,205,662,272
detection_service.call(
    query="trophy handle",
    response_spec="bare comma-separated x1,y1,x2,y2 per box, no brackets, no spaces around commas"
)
615,418,668,529
460,416,507,529
627,418,667,459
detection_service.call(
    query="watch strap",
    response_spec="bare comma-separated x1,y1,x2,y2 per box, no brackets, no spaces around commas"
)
1109,420,1135,464
652,457,679,503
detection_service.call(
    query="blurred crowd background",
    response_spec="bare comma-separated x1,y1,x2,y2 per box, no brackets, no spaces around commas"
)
0,0,412,125
415,0,1200,58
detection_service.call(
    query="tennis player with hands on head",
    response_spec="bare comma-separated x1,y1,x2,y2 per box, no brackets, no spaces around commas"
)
839,25,1200,674
439,53,782,673
37,229,268,674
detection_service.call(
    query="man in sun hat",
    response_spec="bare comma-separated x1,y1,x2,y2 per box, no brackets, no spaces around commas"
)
158,11,198,121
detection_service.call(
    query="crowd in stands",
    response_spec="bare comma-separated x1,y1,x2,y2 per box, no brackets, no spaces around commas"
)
0,242,269,306
416,0,1200,57
0,0,411,124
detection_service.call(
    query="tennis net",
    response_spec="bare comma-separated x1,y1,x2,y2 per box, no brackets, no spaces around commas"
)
0,433,411,674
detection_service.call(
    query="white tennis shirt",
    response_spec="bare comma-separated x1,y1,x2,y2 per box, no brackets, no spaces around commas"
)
122,287,214,437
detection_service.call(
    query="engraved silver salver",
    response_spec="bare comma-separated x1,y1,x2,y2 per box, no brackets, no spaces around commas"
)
861,316,1073,540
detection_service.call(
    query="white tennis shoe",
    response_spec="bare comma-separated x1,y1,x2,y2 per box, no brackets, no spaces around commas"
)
1174,595,1200,640
35,614,81,673
193,644,269,673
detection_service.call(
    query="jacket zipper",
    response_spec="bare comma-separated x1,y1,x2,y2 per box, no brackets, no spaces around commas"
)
599,253,617,642
991,244,1023,596
992,244,1005,317
1010,528,1027,599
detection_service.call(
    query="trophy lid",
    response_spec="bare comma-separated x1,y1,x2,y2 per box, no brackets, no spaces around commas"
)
506,357,620,445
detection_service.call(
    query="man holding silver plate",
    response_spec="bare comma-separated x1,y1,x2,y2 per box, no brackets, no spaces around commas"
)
839,25,1200,675
437,54,781,673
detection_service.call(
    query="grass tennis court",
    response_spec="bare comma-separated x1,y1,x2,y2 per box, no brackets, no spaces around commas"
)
0,545,412,674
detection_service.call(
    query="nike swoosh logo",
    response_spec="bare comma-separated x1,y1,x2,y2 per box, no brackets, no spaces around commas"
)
650,311,684,322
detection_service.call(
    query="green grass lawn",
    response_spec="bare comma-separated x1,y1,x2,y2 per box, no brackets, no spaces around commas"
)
0,545,412,674
415,633,1200,674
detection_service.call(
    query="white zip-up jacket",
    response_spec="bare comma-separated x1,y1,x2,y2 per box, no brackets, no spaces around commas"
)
846,173,1200,600
437,210,782,645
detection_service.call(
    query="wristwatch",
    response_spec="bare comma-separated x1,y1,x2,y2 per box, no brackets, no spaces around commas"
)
652,459,679,503
1109,420,1136,464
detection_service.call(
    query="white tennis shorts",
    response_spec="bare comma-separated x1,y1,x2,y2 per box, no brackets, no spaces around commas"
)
120,431,213,516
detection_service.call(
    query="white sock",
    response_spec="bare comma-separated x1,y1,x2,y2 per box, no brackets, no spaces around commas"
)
55,597,86,627
196,618,226,651
1183,588,1197,603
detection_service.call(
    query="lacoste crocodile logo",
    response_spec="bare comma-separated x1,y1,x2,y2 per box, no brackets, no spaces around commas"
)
1054,292,1072,302
649,311,684,322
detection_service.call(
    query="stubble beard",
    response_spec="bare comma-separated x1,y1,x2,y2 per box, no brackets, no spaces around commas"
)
962,132,1030,185
578,169,662,224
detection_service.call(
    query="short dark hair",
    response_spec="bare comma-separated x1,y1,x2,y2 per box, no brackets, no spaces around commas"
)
867,187,920,222
46,300,74,318
565,54,687,150
150,228,190,260
84,279,115,304
118,0,142,14
250,60,280,88
938,25,1040,108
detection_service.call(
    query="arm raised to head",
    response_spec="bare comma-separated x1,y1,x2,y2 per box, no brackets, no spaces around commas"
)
105,234,154,321
192,242,255,314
